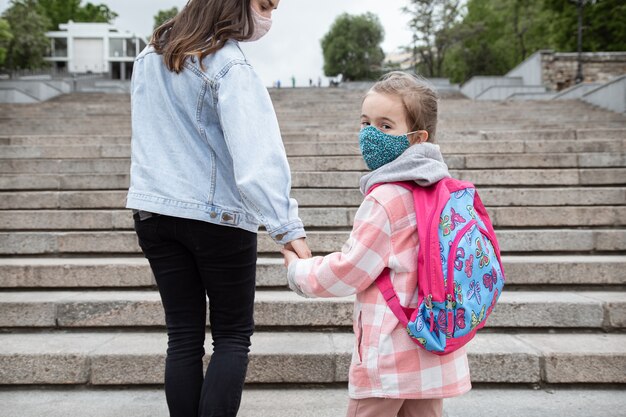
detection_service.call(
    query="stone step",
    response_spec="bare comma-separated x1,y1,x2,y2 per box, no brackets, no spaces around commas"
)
0,331,623,385
1,229,624,255
0,255,623,289
2,387,625,417
0,290,622,330
5,117,623,130
1,206,625,229
1,129,624,147
2,168,625,191
2,153,625,173
2,138,626,159
1,187,623,209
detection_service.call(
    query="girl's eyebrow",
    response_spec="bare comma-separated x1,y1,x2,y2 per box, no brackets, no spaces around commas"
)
378,117,395,124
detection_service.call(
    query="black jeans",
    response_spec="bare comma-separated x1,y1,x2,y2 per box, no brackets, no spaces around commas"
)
134,213,257,417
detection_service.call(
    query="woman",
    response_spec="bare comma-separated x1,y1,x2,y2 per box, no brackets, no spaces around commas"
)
127,1,310,416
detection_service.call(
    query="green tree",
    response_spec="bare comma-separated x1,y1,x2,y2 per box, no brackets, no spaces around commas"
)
154,7,178,30
0,18,12,67
2,0,51,71
440,0,625,83
441,0,555,83
404,0,465,77
37,0,118,30
74,2,117,24
321,12,385,81
544,0,626,51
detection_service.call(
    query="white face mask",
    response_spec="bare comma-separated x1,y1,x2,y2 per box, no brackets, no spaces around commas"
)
245,7,272,42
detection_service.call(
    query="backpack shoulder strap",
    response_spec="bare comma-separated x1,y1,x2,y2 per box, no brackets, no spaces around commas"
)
367,182,423,325
375,269,413,326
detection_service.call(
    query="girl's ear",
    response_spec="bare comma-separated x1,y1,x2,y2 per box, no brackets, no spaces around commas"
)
409,130,429,145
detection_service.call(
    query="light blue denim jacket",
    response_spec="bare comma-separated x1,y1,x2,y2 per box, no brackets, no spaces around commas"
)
127,40,305,244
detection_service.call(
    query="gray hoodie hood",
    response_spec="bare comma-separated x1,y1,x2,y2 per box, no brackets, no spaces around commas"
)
359,142,450,195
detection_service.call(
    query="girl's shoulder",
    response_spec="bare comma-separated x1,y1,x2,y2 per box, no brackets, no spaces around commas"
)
367,182,414,205
366,183,416,224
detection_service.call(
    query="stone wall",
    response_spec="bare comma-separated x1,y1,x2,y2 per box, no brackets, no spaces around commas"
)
541,51,626,91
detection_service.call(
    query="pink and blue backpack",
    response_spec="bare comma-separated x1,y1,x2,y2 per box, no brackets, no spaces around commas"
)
369,178,505,355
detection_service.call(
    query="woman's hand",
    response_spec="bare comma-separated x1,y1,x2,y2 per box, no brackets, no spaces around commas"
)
284,238,312,259
281,248,299,268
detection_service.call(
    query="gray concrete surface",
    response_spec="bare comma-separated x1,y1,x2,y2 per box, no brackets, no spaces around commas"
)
0,290,623,330
0,387,624,417
1,255,624,289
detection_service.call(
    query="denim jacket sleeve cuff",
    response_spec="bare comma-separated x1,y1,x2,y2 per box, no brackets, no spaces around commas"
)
270,220,306,245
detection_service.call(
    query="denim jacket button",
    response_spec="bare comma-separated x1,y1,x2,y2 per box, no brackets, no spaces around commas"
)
210,212,218,219
222,213,233,222
275,233,285,241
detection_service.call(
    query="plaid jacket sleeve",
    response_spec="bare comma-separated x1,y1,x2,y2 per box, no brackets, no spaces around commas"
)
287,194,391,298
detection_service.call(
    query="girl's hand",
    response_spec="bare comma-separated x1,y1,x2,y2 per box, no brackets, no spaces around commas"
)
281,248,299,268
284,238,312,259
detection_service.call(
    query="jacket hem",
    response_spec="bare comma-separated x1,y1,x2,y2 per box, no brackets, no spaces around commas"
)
126,192,260,234
348,380,472,400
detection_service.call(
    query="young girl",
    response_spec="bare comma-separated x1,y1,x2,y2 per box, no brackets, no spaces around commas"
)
282,72,471,417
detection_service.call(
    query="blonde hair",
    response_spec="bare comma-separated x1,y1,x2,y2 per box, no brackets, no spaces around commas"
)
369,71,439,143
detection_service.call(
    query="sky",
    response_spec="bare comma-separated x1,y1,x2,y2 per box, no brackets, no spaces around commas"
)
0,0,413,87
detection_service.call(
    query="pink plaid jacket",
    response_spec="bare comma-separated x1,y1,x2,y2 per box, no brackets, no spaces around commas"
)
288,183,472,399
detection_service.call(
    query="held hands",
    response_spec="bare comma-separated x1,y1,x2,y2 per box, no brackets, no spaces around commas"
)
281,237,311,268
282,237,311,298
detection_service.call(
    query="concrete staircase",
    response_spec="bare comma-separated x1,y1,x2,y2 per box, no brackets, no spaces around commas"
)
1,90,625,415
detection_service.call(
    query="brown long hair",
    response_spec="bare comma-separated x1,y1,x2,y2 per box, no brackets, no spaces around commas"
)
370,71,439,143
151,0,254,73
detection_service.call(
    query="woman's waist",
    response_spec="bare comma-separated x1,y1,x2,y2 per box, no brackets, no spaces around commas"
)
126,189,259,231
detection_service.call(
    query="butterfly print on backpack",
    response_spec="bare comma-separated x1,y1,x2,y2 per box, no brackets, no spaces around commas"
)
454,247,465,271
434,310,451,338
475,238,490,268
483,267,498,292
454,282,463,304
450,208,466,230
455,309,466,331
464,254,474,278
466,205,476,220
487,289,499,315
467,280,481,304
470,305,486,330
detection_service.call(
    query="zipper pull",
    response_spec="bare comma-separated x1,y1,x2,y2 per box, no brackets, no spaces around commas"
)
425,294,433,310
446,294,454,310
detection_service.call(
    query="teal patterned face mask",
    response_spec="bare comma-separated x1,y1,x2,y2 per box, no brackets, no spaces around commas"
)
359,126,413,171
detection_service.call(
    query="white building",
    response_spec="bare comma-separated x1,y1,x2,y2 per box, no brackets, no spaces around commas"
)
45,21,147,80
384,49,418,71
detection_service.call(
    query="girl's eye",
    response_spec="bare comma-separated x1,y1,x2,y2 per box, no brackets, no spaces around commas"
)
360,121,370,127
381,124,392,130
